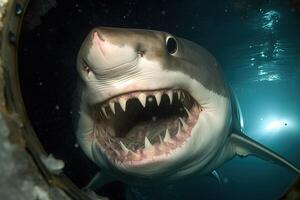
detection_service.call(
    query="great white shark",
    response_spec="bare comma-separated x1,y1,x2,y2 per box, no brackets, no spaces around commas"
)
76,27,300,190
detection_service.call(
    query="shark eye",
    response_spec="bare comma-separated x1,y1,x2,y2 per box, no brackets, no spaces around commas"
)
166,36,178,55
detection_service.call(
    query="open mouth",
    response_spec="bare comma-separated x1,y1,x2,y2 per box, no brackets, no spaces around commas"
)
92,89,202,166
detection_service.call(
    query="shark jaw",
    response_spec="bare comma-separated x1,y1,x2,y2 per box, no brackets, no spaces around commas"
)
91,88,202,167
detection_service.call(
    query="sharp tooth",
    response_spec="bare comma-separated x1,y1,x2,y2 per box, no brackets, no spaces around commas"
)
101,107,108,118
184,107,192,118
182,91,185,98
144,136,152,148
119,141,129,154
159,135,164,144
154,92,162,106
112,149,121,156
166,91,173,104
164,129,171,142
109,102,115,115
179,117,188,129
177,121,182,135
138,93,147,107
119,98,127,111
177,91,181,99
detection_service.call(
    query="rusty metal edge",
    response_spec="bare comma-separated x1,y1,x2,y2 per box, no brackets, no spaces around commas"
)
0,0,91,199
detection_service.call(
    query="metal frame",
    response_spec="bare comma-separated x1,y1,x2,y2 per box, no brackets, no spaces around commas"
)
0,0,90,199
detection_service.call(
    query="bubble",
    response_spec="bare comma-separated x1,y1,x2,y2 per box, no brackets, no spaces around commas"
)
224,177,229,183
148,97,154,102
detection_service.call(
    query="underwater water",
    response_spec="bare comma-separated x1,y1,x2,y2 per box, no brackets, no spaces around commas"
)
19,0,300,199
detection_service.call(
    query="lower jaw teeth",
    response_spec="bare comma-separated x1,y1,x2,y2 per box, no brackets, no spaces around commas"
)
119,141,129,154
96,101,201,163
164,129,171,141
144,137,153,148
104,117,188,156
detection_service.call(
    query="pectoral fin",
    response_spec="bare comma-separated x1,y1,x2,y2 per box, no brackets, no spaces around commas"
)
230,133,300,174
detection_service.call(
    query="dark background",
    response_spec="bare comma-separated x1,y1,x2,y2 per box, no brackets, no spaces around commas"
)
19,0,300,199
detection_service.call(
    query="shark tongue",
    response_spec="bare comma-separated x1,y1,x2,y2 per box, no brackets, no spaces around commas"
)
120,116,179,151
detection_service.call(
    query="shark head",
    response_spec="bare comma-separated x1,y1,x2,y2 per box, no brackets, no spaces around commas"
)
76,27,232,182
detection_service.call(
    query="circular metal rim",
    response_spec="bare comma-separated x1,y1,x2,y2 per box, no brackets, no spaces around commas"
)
0,0,90,199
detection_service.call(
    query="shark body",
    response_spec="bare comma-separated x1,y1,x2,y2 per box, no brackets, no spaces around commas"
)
76,27,300,189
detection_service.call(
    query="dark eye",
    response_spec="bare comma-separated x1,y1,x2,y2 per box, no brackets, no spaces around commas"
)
166,36,177,55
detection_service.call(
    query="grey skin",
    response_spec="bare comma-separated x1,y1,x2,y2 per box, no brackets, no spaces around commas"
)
76,27,300,190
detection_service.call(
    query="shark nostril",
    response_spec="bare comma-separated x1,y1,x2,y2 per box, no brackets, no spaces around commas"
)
137,50,146,57
83,64,91,73
93,31,105,42
82,59,93,75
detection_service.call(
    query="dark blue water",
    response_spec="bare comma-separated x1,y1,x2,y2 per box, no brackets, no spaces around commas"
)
126,1,300,200
19,0,300,199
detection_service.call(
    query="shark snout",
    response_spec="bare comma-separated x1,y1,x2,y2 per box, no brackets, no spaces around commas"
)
86,29,139,74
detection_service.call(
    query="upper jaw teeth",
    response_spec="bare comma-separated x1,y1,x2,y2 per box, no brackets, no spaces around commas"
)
166,91,173,104
119,98,127,112
109,102,115,114
138,93,147,107
98,89,188,118
155,92,162,106
101,107,108,118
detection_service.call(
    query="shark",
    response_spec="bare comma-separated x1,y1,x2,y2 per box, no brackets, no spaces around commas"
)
75,27,300,190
